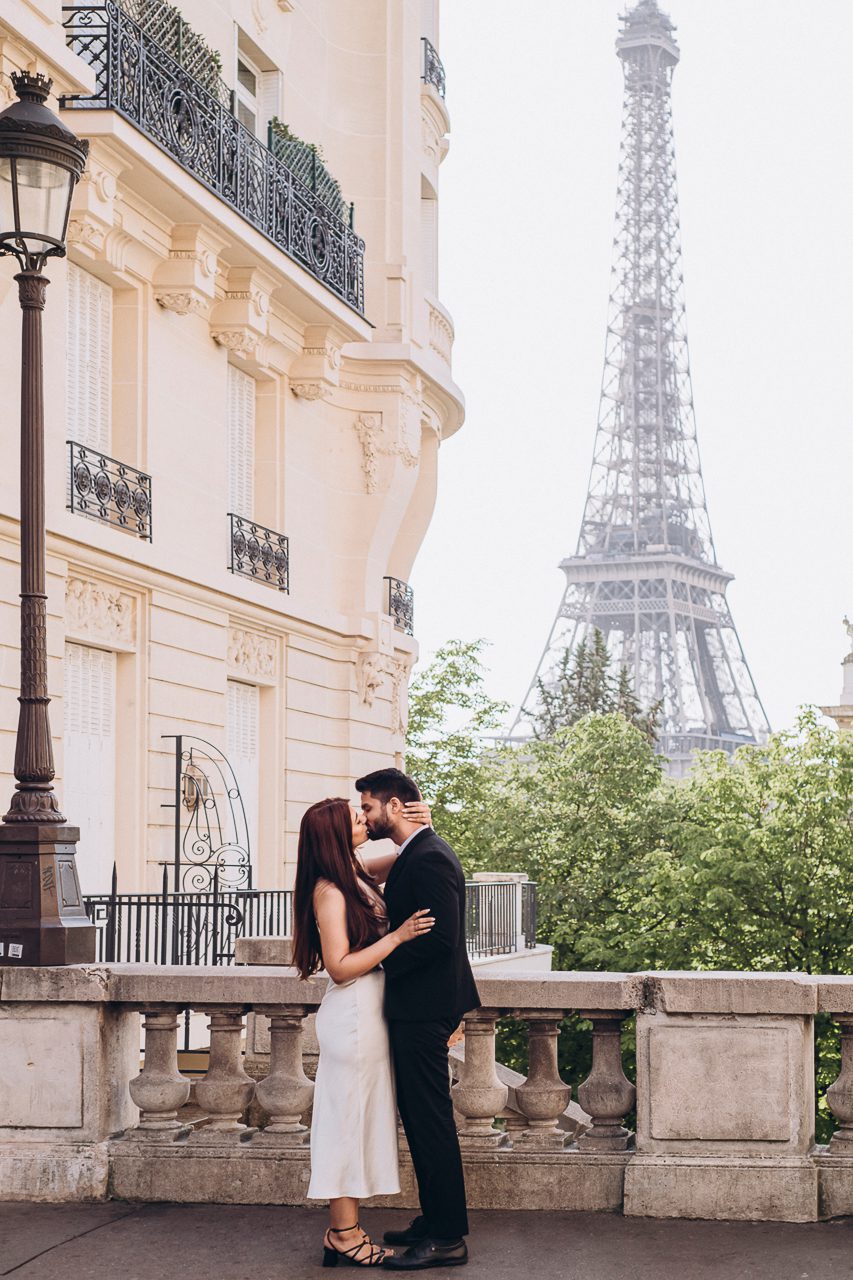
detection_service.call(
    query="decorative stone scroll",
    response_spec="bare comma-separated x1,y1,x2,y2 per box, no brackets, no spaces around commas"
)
65,576,136,649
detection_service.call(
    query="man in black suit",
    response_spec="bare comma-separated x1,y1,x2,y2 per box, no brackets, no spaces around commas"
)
355,768,480,1271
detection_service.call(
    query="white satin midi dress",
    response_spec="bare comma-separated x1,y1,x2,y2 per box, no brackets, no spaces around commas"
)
307,944,400,1200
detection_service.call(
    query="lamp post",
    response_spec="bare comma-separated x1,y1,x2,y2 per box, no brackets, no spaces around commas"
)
0,72,95,964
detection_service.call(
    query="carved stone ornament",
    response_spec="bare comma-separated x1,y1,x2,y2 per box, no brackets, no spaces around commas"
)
65,577,136,649
357,651,389,707
212,328,263,360
66,216,106,253
356,652,410,736
155,290,209,317
353,408,420,494
291,381,330,401
353,414,381,494
228,627,277,680
388,658,410,737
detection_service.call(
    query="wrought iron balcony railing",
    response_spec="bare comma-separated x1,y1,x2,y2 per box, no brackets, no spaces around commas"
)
67,440,152,539
229,513,289,592
384,575,414,635
60,3,365,315
421,37,446,99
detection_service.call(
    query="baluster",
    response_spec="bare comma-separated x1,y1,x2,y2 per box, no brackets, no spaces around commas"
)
513,1012,570,1149
576,1012,635,1152
451,1011,509,1149
253,1006,314,1145
827,1015,853,1151
192,1005,256,1136
128,1007,191,1138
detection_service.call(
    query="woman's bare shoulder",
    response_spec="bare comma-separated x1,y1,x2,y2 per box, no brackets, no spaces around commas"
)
313,879,345,907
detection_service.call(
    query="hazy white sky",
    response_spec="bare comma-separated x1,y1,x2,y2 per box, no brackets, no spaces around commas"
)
411,0,853,732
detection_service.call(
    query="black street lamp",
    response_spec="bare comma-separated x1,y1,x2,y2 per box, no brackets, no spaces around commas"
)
0,72,95,964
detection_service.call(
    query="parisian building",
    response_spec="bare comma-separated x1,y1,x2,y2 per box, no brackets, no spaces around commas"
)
0,0,461,895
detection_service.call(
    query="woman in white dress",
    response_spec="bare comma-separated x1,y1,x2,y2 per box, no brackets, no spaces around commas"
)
293,796,434,1268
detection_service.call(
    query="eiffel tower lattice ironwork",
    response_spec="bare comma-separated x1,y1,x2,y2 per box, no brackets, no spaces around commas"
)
514,0,769,774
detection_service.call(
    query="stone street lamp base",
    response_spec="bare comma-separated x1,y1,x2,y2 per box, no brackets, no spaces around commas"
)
0,824,96,965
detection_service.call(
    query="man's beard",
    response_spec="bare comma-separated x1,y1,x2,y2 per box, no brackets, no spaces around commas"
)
366,807,394,841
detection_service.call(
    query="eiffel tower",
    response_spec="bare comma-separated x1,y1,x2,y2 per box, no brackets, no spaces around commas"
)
514,0,769,775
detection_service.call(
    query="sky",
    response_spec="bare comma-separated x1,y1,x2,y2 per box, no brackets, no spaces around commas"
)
410,0,853,734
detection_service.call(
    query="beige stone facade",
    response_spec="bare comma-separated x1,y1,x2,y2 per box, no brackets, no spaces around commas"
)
0,0,462,893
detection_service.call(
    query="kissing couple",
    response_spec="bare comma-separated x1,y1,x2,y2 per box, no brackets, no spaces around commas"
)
293,767,481,1269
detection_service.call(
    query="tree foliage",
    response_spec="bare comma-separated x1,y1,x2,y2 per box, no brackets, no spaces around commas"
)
405,641,853,1140
528,628,661,743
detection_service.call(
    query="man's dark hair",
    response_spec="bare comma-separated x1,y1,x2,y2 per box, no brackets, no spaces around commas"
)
355,767,421,806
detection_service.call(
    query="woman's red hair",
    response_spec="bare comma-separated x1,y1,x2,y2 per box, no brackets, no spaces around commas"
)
292,797,384,979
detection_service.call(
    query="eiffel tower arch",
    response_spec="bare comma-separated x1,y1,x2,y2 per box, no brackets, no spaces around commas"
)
514,0,770,775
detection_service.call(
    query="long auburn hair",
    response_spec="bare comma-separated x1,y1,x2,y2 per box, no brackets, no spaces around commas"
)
292,797,384,979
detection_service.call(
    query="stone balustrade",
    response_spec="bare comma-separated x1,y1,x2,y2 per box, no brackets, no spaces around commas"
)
3,966,853,1220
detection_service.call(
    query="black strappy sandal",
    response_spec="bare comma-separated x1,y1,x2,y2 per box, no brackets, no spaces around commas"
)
322,1223,389,1268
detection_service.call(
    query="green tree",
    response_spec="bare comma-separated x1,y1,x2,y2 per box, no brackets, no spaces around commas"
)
404,639,509,862
528,628,660,743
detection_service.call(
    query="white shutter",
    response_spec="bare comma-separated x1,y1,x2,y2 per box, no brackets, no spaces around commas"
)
66,263,112,452
258,69,283,136
227,680,259,882
63,643,116,895
227,365,255,518
421,197,438,295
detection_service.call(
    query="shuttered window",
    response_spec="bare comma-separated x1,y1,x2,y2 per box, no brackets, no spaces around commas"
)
63,643,116,895
227,364,255,518
227,680,259,883
421,197,438,295
66,262,112,452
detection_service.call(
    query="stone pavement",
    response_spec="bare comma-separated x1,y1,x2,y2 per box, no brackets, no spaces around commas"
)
1,1205,852,1280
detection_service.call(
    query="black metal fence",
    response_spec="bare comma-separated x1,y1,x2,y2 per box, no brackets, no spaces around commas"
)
84,867,291,966
229,514,290,592
84,872,536,966
466,880,538,960
421,37,446,99
67,440,153,539
384,575,414,635
60,3,365,314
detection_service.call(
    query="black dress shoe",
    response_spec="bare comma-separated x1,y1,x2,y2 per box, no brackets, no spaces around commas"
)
382,1217,429,1246
383,1239,467,1269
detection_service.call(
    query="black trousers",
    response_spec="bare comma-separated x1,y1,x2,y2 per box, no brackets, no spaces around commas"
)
389,1018,469,1241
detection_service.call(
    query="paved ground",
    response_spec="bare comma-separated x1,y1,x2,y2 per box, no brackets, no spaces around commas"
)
1,1204,852,1279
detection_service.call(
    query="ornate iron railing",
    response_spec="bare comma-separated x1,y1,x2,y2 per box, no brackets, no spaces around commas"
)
84,866,290,967
84,872,536,967
384,575,414,634
67,440,152,539
421,37,446,99
521,880,538,950
60,3,365,314
229,514,289,592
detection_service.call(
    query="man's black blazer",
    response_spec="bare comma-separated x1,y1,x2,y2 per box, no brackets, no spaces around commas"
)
381,827,481,1023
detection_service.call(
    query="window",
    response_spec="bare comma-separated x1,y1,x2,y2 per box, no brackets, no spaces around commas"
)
63,643,116,896
66,262,112,451
227,364,256,518
421,194,438,295
235,52,261,133
227,680,259,884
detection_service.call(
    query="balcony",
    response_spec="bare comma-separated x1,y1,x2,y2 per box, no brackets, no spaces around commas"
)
422,36,447,98
384,574,414,635
67,440,152,539
228,514,289,592
60,3,365,315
